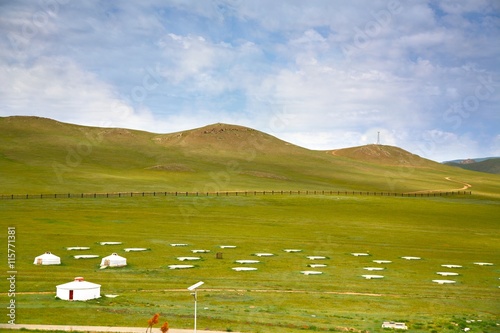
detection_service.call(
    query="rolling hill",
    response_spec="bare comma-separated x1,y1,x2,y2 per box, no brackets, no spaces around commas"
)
444,158,500,174
329,144,437,167
1,116,499,197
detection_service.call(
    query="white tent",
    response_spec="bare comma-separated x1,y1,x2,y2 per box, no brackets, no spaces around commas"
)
100,253,127,268
34,251,61,265
56,277,101,301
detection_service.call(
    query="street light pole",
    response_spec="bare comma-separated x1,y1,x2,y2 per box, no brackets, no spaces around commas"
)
193,289,198,333
187,281,204,333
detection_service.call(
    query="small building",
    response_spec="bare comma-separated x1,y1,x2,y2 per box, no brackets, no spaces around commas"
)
100,253,127,268
34,251,61,265
382,321,408,330
56,277,101,301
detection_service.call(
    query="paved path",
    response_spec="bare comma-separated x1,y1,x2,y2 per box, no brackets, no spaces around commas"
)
0,324,240,333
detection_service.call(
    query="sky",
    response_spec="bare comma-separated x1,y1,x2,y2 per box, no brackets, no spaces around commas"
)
1,0,499,162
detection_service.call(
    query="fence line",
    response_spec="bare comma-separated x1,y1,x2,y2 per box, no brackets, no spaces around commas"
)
0,190,472,200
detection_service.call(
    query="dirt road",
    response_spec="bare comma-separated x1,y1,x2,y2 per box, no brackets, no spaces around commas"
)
406,176,472,194
0,324,239,333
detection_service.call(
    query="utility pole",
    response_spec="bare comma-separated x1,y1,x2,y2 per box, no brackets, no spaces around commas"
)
187,281,204,333
377,131,380,145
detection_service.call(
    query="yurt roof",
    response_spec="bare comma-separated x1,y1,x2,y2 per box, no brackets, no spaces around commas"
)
103,253,126,260
57,277,100,290
36,251,60,259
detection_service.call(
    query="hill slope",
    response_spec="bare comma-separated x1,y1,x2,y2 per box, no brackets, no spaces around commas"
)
329,144,437,167
1,116,499,196
444,158,500,174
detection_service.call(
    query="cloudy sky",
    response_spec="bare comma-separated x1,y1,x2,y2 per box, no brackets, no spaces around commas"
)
1,0,499,161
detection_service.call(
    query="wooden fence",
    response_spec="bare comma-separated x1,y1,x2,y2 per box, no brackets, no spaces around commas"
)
0,190,472,200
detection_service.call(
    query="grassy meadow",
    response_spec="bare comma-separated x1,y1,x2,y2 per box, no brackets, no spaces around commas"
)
0,117,499,332
1,194,499,332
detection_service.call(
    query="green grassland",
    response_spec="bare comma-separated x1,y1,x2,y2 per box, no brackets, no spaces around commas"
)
1,195,499,332
0,116,499,332
1,116,498,197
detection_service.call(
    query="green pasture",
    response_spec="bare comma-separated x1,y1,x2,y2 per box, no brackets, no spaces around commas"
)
1,194,499,332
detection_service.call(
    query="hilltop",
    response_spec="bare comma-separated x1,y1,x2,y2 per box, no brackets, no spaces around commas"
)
329,144,436,167
1,116,499,196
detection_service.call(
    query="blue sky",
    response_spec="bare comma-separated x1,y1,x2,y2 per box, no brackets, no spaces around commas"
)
1,0,499,161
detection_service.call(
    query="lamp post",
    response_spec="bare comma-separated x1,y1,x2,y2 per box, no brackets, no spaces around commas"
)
187,281,204,333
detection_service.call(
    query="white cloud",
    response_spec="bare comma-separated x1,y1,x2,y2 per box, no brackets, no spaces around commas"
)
157,32,264,96
253,58,422,132
402,129,493,161
0,57,164,132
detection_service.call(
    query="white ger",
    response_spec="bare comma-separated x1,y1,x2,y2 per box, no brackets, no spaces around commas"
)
56,277,101,301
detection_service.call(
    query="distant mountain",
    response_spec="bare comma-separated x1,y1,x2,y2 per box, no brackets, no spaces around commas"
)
444,158,500,174
444,157,498,164
1,116,499,195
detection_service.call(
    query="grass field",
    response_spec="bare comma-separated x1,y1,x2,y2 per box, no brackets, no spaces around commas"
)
1,194,499,333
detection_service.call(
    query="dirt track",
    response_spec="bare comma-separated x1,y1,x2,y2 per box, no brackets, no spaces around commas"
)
406,177,472,194
0,323,238,333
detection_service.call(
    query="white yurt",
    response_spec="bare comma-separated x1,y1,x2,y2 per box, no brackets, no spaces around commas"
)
56,277,101,301
100,253,127,268
33,251,61,265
